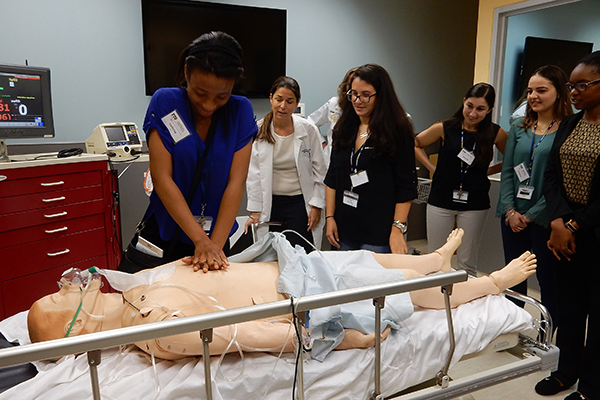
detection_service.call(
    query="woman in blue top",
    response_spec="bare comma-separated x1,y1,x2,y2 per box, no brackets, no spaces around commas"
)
496,65,572,323
120,32,257,274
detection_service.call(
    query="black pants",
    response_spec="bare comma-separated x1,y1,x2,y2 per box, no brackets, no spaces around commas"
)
118,214,230,274
269,194,314,253
552,231,600,399
500,220,559,328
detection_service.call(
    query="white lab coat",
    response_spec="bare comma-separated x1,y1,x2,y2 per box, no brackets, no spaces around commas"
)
246,114,327,248
307,96,341,162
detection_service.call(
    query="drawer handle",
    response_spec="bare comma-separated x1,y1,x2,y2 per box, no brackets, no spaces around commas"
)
47,249,70,257
45,226,68,234
44,211,68,218
42,196,66,203
40,181,65,187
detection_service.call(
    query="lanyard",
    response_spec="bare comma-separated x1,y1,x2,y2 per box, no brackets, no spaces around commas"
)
528,119,555,172
350,136,369,174
459,127,475,191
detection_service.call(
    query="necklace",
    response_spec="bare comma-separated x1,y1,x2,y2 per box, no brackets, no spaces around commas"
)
359,131,369,139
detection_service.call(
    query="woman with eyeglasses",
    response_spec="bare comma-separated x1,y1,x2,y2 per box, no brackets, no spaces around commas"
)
534,51,600,400
496,65,572,323
324,64,417,253
245,76,327,252
414,83,508,275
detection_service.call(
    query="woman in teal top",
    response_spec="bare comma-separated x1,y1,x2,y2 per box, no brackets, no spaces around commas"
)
496,65,572,326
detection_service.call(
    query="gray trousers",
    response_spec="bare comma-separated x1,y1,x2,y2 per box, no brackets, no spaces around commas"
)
426,204,489,275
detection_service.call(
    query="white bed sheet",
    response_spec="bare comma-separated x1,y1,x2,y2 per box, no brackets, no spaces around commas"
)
0,294,532,400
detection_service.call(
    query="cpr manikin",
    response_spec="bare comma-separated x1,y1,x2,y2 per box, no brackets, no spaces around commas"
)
28,229,536,361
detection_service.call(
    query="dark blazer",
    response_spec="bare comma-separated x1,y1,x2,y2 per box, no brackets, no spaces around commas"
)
544,111,600,238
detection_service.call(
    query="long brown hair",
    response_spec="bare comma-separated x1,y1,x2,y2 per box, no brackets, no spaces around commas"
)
256,76,301,144
521,65,573,130
332,64,413,156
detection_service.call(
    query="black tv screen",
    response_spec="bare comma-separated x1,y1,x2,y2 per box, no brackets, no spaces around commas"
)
141,0,286,98
518,36,594,97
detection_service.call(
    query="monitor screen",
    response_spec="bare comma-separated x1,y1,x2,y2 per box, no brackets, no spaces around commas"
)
141,0,286,98
104,126,128,142
0,64,54,140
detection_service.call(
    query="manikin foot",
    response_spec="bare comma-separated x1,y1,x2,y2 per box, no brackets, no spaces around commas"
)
434,228,464,273
489,251,537,294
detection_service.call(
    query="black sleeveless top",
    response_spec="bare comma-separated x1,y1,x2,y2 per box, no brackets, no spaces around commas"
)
427,122,500,211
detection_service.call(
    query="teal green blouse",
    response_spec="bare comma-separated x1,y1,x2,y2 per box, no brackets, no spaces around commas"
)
496,118,557,228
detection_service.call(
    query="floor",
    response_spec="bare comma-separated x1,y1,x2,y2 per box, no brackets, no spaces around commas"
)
405,239,573,400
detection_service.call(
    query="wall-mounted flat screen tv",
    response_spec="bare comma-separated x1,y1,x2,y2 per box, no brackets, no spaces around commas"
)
518,36,594,97
141,0,286,98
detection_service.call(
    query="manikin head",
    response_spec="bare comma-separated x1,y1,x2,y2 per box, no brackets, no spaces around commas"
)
28,268,104,343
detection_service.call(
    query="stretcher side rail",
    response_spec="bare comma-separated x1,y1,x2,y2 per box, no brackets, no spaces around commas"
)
0,270,468,400
388,289,559,400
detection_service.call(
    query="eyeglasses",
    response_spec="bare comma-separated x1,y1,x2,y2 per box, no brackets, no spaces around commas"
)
346,90,377,103
566,78,600,92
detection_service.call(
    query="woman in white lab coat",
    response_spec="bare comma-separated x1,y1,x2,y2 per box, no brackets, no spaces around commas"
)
245,76,327,251
307,67,357,161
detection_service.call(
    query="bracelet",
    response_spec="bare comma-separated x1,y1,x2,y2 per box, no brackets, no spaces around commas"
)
326,215,334,219
249,215,259,222
505,209,516,223
565,219,578,233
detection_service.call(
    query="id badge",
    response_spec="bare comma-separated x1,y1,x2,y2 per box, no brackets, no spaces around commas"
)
195,215,214,232
452,190,469,203
343,190,359,208
457,149,475,165
161,109,191,143
514,163,530,182
516,185,534,200
350,170,369,187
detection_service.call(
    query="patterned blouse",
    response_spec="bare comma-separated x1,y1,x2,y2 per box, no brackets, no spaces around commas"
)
560,119,600,205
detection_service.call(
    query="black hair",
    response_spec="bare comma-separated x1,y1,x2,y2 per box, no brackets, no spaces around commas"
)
577,50,600,74
176,31,244,87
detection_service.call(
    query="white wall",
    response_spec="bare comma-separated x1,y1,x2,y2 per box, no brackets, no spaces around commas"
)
499,0,600,130
3,0,479,145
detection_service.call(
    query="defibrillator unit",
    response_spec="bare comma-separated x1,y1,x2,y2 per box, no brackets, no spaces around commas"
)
86,122,142,157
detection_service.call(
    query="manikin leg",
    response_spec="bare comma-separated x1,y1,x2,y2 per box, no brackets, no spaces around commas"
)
408,251,537,309
372,229,463,275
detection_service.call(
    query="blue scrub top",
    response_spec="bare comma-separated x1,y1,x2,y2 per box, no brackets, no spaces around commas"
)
143,87,257,244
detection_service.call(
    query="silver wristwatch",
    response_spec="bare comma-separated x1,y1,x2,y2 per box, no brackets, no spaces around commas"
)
392,220,408,234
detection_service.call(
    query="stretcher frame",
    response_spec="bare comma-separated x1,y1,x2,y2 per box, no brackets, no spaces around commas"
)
0,270,557,400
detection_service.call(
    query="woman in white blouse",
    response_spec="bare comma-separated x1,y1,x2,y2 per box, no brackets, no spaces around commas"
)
245,76,327,251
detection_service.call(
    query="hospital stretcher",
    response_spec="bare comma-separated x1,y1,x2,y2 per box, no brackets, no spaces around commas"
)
0,270,557,400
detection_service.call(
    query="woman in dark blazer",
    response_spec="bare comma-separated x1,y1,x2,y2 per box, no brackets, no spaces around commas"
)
535,50,600,400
